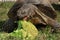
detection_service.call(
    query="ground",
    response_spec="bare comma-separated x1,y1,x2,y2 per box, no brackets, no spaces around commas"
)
0,2,60,40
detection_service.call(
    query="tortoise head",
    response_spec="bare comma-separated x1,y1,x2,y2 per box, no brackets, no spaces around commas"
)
17,4,35,20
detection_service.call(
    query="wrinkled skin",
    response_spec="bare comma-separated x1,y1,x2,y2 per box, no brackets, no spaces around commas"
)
2,0,58,33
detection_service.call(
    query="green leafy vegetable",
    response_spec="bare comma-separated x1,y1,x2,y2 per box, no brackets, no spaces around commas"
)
10,20,38,40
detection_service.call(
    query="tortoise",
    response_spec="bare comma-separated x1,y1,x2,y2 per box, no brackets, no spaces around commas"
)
17,4,60,30
2,0,60,33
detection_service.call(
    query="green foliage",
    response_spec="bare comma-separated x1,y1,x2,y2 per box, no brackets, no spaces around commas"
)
10,20,38,40
0,2,14,8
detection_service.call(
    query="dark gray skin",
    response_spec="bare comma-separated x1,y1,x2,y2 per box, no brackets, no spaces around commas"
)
2,18,18,33
2,0,58,33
